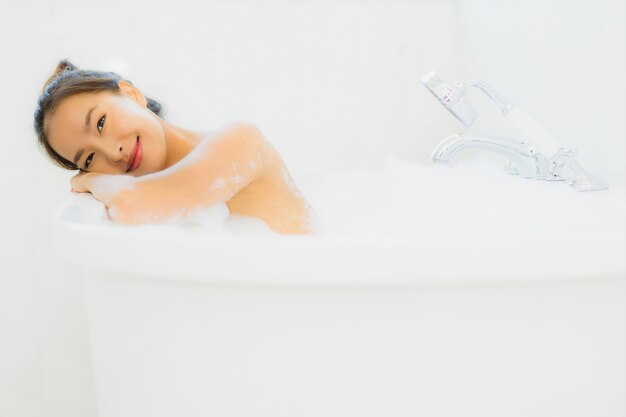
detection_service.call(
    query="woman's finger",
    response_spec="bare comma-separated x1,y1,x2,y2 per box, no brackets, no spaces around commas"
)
70,172,88,192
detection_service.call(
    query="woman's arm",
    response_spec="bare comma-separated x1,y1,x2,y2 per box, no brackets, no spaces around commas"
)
106,122,271,225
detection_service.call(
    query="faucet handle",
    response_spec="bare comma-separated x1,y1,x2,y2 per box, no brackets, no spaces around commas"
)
548,148,609,191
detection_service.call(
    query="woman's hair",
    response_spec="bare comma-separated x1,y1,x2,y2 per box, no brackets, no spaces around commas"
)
34,59,164,171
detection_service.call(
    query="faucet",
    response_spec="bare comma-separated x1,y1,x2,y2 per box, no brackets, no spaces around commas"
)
421,71,609,191
431,133,547,179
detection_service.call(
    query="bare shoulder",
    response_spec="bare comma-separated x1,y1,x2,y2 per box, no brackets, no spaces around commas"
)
197,122,266,147
193,122,278,176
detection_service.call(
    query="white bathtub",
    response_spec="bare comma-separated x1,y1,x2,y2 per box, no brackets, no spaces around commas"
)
52,155,626,417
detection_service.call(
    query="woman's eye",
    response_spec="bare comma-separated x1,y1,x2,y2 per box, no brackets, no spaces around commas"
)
85,153,94,169
97,115,105,133
85,115,105,169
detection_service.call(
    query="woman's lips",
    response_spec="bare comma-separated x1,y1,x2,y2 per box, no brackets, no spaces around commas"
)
127,137,142,172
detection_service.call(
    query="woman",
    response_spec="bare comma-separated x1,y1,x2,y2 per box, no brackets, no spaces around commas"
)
34,60,314,235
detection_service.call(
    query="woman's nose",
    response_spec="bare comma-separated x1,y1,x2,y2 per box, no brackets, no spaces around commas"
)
102,141,125,166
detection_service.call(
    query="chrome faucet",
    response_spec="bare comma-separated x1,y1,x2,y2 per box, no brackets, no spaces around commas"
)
422,71,608,191
431,133,547,179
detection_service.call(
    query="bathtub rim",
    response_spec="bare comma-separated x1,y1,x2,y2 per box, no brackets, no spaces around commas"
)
51,200,626,287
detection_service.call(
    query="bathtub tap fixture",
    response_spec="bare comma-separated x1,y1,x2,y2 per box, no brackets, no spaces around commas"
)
421,71,608,191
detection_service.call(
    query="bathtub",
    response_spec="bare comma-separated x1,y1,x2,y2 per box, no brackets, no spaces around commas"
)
52,155,626,417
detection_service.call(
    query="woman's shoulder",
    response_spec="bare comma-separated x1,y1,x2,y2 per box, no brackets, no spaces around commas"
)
195,121,273,163
190,121,276,176
198,121,265,144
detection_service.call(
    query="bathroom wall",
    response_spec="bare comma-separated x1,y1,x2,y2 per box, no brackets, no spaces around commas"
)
0,2,460,416
456,0,626,183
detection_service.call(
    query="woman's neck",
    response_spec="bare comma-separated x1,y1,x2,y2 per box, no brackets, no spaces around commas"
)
159,119,208,169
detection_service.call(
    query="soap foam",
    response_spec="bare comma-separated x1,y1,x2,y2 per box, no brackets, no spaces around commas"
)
229,175,243,185
210,177,226,191
90,174,136,195
77,154,625,238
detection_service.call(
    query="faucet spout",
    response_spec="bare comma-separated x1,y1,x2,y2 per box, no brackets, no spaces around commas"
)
431,133,609,191
432,133,547,178
423,70,609,191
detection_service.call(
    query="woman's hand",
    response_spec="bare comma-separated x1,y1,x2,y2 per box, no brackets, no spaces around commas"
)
70,171,99,193
70,171,137,209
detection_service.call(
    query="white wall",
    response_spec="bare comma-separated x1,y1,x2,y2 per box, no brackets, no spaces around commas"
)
456,0,626,183
0,2,459,416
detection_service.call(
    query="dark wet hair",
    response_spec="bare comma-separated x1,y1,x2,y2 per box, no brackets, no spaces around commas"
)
34,59,165,171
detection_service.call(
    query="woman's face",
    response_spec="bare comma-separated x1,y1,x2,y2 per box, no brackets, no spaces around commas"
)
45,81,167,176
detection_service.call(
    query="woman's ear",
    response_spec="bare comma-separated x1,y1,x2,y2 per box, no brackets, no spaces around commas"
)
118,80,148,107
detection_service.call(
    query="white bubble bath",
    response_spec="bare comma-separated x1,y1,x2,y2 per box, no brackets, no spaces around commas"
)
53,154,625,417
